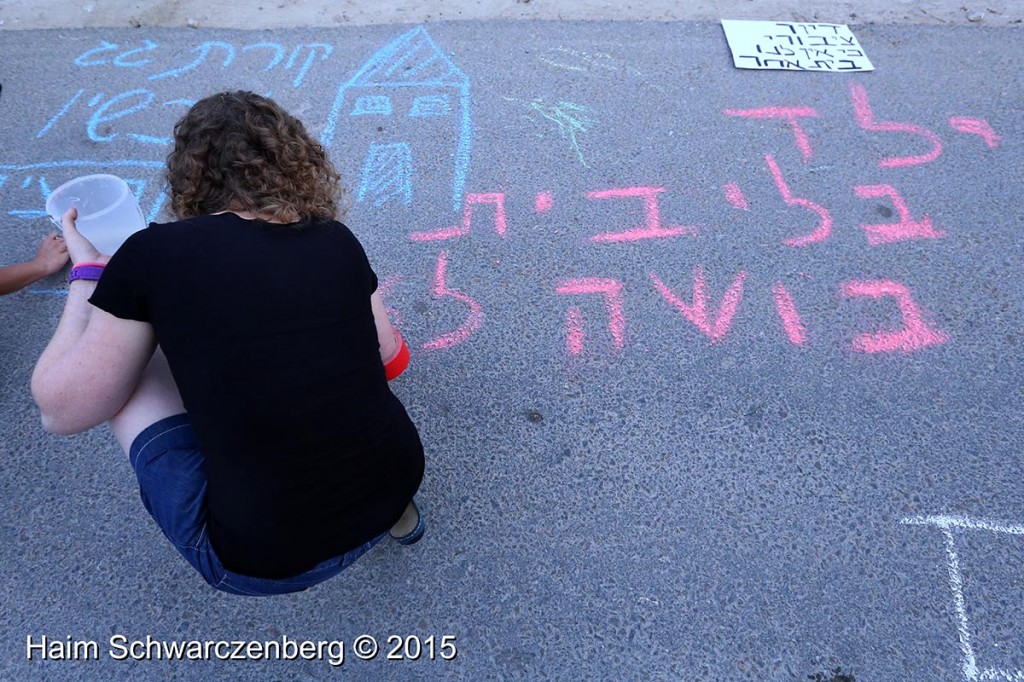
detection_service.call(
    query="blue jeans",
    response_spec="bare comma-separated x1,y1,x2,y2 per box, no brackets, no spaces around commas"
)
129,413,385,596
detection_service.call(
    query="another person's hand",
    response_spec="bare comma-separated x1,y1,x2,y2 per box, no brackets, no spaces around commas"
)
33,232,69,275
60,207,110,265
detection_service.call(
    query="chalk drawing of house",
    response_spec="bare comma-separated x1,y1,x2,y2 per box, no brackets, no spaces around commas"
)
321,27,471,214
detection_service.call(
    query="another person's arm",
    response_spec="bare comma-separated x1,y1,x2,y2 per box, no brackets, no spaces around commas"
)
0,232,68,295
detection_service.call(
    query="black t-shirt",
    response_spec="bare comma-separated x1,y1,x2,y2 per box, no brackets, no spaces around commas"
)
90,213,424,579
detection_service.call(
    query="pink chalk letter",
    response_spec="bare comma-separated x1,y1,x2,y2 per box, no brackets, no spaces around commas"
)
565,307,585,356
410,192,508,241
841,280,948,353
765,154,833,247
853,184,944,246
535,191,554,213
850,83,943,168
723,181,749,211
650,267,747,343
555,277,626,352
421,250,484,350
588,187,699,243
771,282,807,345
724,106,820,162
948,117,1001,149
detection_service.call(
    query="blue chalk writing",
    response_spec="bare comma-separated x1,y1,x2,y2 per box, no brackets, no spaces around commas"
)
243,42,287,70
36,89,85,139
74,41,120,66
357,142,413,208
128,134,173,145
147,188,169,223
1,163,168,227
148,41,235,80
125,179,147,204
87,90,155,142
71,38,332,86
286,43,332,88
37,89,190,145
0,161,165,172
113,39,159,67
9,176,52,220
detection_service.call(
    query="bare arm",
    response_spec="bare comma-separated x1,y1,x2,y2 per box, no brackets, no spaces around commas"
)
31,278,156,435
31,209,156,434
0,232,68,295
371,290,399,362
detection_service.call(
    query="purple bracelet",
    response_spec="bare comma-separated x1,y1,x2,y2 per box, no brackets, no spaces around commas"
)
68,264,106,283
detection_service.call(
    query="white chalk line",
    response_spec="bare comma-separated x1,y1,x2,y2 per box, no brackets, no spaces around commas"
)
900,514,1024,536
942,527,980,681
901,513,1024,681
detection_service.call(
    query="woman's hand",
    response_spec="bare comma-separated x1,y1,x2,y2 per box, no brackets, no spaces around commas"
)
60,207,110,265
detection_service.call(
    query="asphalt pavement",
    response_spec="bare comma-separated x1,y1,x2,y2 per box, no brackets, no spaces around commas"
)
1,20,1022,681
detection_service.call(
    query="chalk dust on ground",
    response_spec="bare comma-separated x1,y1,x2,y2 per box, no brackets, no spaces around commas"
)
0,0,1021,30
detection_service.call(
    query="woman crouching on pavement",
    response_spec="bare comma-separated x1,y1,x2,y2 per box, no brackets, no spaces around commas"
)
31,91,426,596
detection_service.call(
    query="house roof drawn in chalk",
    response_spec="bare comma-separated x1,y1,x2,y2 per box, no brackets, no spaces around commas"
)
343,26,469,89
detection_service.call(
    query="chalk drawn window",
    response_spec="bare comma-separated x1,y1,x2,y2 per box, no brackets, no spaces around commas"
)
351,95,392,116
410,95,450,118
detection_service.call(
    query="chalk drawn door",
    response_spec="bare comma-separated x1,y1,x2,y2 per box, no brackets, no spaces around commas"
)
357,141,413,208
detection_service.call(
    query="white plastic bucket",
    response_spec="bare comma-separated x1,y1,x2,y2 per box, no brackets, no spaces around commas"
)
45,174,146,256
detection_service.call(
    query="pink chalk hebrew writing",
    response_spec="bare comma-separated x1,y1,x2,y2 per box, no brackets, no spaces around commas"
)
397,157,970,354
841,280,948,353
534,191,554,213
724,106,820,162
771,283,807,346
722,181,749,211
587,187,699,243
421,250,484,350
650,268,747,343
764,154,833,247
853,184,943,246
410,192,507,242
555,278,626,354
948,116,1002,149
850,83,943,168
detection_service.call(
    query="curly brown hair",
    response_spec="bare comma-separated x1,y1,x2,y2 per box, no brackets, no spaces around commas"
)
166,91,346,223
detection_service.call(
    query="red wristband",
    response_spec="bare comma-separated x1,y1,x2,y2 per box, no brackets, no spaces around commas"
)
384,330,410,381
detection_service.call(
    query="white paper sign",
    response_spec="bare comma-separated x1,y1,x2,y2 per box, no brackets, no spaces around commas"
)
721,20,874,72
